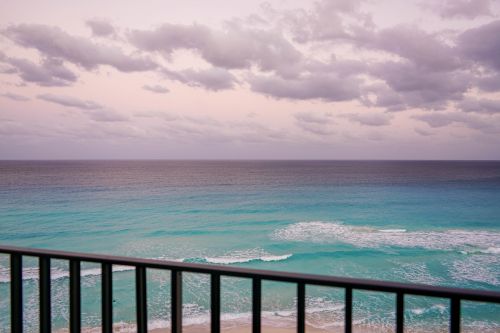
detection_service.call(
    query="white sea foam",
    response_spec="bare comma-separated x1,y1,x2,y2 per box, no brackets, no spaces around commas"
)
481,247,500,254
0,264,136,283
272,221,500,252
205,253,292,264
450,254,500,285
0,249,292,283
410,304,447,316
379,229,407,233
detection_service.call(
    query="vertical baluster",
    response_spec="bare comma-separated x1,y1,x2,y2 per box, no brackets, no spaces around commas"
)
136,266,147,333
171,270,182,333
297,283,305,333
102,263,113,333
11,254,22,333
396,293,404,333
211,274,221,333
252,278,261,333
450,297,461,333
70,260,81,333
345,287,352,333
39,257,51,333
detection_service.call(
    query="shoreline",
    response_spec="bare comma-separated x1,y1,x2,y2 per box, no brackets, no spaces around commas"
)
53,322,465,333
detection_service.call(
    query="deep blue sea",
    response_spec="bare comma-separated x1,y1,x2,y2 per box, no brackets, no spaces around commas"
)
0,161,499,332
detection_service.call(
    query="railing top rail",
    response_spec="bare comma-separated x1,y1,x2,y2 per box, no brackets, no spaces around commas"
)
1,244,499,303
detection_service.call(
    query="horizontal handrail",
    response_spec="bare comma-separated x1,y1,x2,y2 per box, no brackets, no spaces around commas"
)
1,244,499,303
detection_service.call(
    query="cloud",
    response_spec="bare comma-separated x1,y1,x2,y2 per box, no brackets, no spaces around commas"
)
413,112,498,133
368,61,471,110
129,22,302,77
459,97,500,114
343,112,392,126
476,74,500,92
38,93,102,110
0,56,78,86
369,25,461,72
142,84,169,94
281,0,371,43
459,20,500,71
294,112,334,135
3,24,157,72
414,127,434,136
37,93,127,122
295,112,333,124
1,92,30,101
86,19,116,37
249,72,362,101
421,0,494,19
162,67,237,91
85,109,128,122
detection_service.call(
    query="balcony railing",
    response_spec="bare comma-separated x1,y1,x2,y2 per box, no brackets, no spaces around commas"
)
1,245,499,333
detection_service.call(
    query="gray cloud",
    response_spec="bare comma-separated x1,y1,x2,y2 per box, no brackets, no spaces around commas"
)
129,22,302,77
249,72,362,102
413,112,498,133
85,109,128,122
476,74,500,92
281,0,370,43
343,112,392,126
162,67,237,91
295,112,333,124
86,19,116,37
369,62,471,110
294,112,335,135
414,127,435,136
38,94,102,110
1,92,30,101
3,24,157,72
142,84,169,94
422,0,494,19
38,93,127,122
459,97,500,114
459,20,500,71
370,26,461,72
1,56,78,86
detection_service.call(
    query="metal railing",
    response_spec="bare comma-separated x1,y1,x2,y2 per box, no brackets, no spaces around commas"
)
1,245,499,333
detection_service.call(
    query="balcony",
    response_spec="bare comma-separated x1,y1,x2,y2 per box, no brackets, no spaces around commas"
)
1,245,499,333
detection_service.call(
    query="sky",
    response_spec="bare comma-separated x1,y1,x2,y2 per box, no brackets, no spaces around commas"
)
1,0,500,160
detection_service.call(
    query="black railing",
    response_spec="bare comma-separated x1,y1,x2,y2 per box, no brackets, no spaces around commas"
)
1,245,499,333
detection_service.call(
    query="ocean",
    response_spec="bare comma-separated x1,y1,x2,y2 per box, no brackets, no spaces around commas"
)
0,160,499,332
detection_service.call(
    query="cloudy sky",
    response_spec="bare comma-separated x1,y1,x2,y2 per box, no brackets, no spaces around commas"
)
1,0,500,159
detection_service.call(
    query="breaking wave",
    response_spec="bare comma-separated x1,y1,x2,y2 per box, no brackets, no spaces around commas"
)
272,221,500,252
0,249,292,283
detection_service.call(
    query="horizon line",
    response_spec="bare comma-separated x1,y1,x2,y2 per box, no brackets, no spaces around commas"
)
1,159,500,162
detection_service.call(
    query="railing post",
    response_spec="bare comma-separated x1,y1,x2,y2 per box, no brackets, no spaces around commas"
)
252,278,261,333
211,274,221,333
450,297,461,333
136,266,148,333
39,256,51,333
345,287,352,333
171,270,182,333
297,283,305,333
10,253,22,333
396,293,404,333
102,263,113,333
70,260,81,333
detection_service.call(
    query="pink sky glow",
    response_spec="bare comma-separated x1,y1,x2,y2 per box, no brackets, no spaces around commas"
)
1,0,500,159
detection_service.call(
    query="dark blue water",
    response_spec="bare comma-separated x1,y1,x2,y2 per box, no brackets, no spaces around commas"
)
0,161,499,331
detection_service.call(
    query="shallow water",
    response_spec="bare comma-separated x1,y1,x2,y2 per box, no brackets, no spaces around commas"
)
0,161,499,331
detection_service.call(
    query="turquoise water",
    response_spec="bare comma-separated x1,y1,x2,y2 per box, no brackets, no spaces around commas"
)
0,161,499,331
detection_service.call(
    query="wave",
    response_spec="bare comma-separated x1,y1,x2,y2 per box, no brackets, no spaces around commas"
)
272,221,500,252
0,249,292,283
202,254,292,264
0,264,135,283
